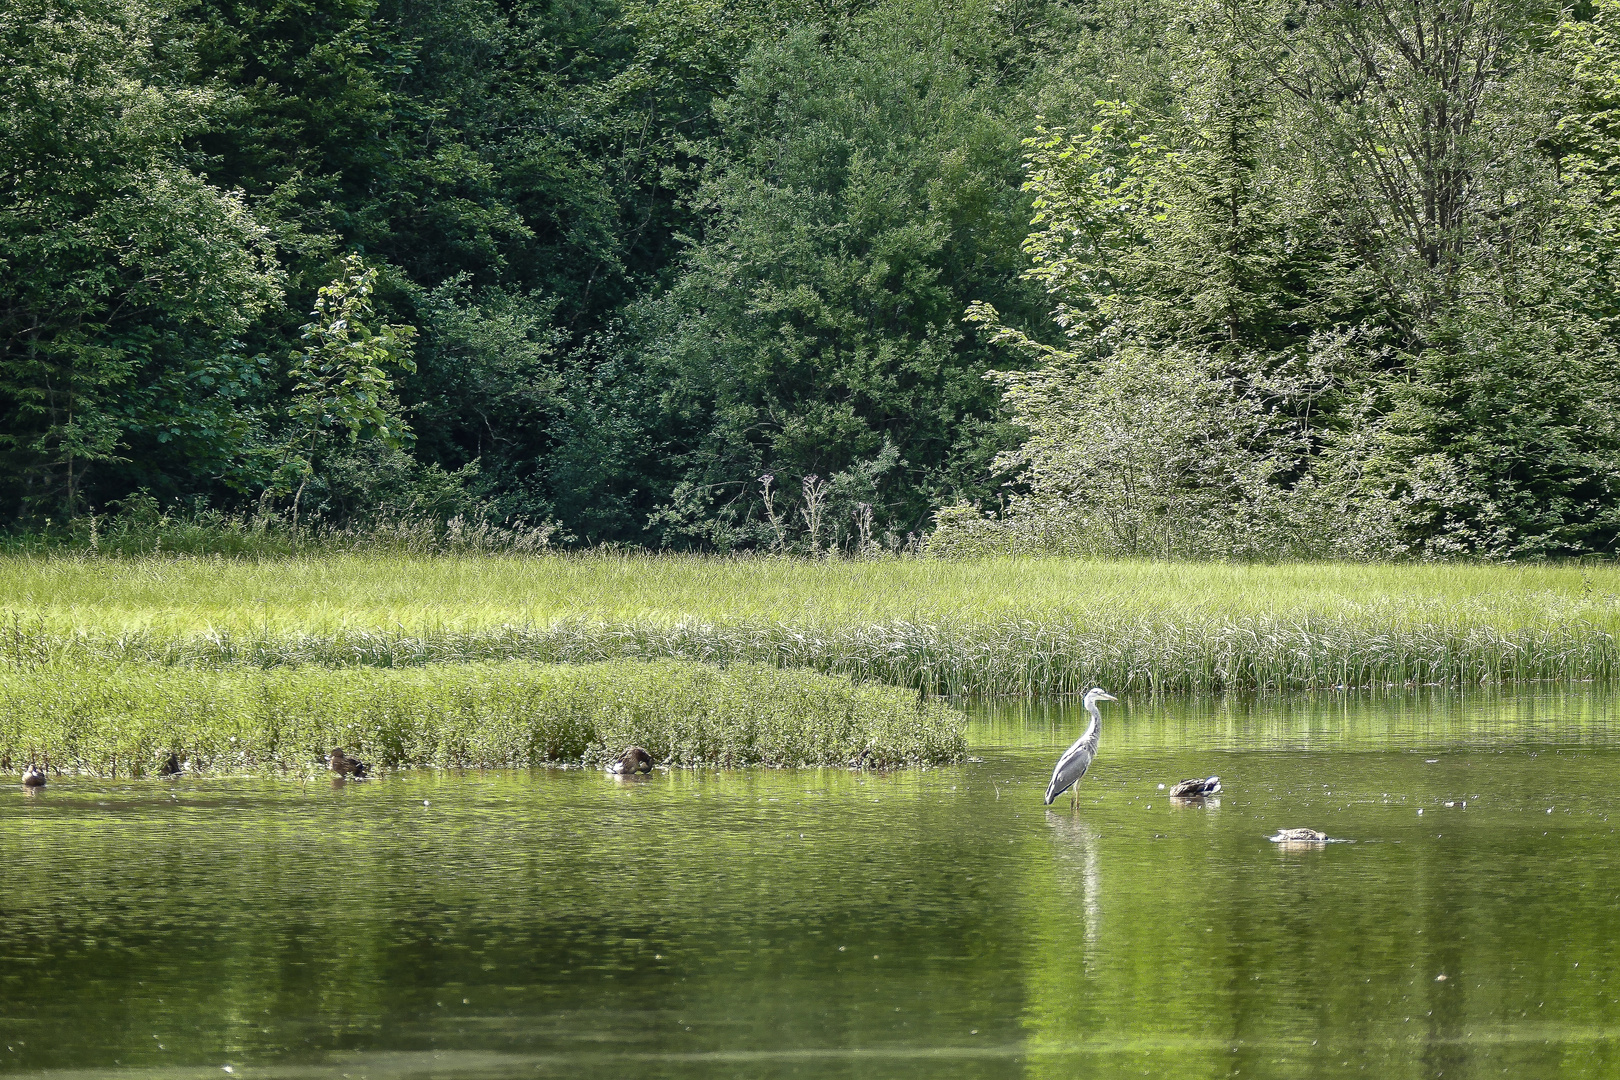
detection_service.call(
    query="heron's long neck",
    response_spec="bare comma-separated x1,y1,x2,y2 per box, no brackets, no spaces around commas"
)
1086,702,1101,732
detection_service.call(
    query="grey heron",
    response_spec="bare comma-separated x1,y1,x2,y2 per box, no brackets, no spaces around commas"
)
1043,688,1117,805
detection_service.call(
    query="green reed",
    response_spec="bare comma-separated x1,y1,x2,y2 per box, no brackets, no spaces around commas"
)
4,552,1619,693
0,659,964,777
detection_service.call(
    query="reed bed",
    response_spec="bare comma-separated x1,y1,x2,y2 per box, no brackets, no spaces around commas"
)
0,660,965,778
4,553,1619,693
6,615,1614,695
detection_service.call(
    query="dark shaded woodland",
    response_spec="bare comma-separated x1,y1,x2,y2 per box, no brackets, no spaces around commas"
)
5,0,1620,557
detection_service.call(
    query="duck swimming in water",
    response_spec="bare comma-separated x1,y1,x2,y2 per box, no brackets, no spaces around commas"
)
21,765,45,788
329,748,370,778
1170,776,1222,798
607,746,653,774
1268,828,1328,843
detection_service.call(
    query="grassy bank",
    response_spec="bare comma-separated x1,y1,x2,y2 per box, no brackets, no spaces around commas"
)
4,554,1620,692
0,659,965,777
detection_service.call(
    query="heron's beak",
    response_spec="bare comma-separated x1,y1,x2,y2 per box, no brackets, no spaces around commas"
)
1099,692,1118,702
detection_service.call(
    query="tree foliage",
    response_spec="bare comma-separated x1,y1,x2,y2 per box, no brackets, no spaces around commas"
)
6,0,1620,558
0,0,282,517
275,256,417,531
626,10,1053,549
952,0,1620,559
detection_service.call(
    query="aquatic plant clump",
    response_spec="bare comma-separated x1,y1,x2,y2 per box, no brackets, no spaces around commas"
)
0,660,965,778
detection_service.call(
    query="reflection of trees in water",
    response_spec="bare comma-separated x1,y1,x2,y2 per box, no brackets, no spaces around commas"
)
1006,707,1620,1080
1,767,1044,1072
972,686,1620,759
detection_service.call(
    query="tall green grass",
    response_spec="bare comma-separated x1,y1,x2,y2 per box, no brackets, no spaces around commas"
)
0,504,565,558
0,659,964,777
11,551,1619,626
4,553,1619,692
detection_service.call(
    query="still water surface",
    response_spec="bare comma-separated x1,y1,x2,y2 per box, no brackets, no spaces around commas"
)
2,690,1619,1079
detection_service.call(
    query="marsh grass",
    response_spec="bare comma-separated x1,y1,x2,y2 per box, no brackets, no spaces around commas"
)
0,659,964,777
0,506,564,559
4,553,1619,692
9,550,1620,693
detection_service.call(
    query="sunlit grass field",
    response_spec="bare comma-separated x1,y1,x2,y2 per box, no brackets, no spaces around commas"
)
5,554,1620,692
9,553,1619,629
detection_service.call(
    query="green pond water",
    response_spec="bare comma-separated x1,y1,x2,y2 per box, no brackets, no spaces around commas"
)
3,689,1619,1079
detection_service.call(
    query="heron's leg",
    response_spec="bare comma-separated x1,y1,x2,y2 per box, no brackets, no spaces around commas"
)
1070,785,1079,809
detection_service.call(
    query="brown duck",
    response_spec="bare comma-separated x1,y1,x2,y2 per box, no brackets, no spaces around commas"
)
1169,776,1221,798
21,765,45,788
329,748,370,778
607,746,653,774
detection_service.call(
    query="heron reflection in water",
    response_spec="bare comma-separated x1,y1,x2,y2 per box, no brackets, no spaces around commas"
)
1043,688,1117,806
1047,813,1104,957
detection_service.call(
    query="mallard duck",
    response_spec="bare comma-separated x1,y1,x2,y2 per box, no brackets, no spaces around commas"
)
1170,776,1222,798
157,753,181,777
607,746,653,774
849,747,874,769
1268,828,1328,843
21,765,45,788
329,748,370,778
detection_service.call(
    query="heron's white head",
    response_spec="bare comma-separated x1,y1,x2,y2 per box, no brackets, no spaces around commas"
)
1084,687,1117,705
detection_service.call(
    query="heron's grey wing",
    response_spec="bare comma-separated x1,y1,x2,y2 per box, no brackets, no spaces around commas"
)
1043,724,1099,804
1043,745,1094,803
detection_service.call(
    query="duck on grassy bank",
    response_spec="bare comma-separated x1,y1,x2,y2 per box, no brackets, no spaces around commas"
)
1170,776,1222,798
158,753,181,777
1043,688,1117,806
608,746,653,774
329,748,370,778
21,765,45,788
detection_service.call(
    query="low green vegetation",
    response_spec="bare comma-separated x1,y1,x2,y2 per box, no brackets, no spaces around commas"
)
5,554,1618,693
0,659,963,777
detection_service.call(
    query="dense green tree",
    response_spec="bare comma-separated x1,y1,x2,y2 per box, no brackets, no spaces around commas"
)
0,0,283,520
616,4,1057,549
7,0,1620,559
954,0,1620,559
1243,0,1620,555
